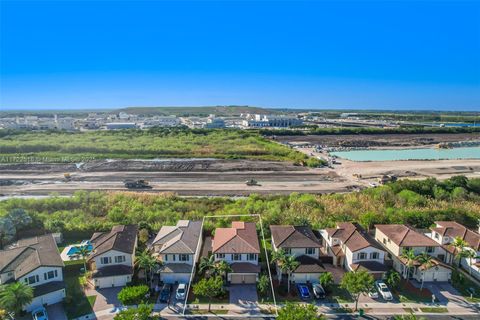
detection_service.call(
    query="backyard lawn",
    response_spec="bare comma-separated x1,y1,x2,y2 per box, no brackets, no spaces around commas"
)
64,260,96,318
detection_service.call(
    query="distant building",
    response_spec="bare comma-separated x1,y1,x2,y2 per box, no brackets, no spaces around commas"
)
105,122,137,130
142,116,181,128
242,114,302,128
203,115,225,128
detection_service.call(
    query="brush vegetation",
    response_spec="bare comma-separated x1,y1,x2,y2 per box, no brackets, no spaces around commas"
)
1,176,479,241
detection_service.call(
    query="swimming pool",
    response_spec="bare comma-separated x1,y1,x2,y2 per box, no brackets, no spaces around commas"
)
66,241,93,256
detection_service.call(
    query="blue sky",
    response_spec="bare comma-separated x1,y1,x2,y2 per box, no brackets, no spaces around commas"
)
1,0,479,111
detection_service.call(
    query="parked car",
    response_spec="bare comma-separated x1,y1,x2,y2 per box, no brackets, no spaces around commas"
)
159,283,172,303
32,307,48,320
368,287,379,299
375,280,393,301
312,283,326,299
296,284,311,300
176,283,187,300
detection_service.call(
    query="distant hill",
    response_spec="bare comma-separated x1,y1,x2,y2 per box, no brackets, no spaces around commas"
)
116,105,282,117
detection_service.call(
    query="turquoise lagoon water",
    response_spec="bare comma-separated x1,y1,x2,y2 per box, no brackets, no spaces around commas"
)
330,147,480,162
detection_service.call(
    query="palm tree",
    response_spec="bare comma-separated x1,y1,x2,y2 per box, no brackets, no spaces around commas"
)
461,249,478,276
385,270,401,289
0,282,33,316
319,272,334,291
136,249,158,288
198,255,216,276
215,260,233,283
452,237,469,266
271,248,287,281
416,253,434,291
77,244,90,274
279,255,300,294
400,249,417,280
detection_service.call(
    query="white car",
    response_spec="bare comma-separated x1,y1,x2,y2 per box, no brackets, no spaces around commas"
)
368,288,379,299
32,307,48,320
176,283,187,300
375,281,393,301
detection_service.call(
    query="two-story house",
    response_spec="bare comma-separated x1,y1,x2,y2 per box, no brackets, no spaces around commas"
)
212,221,261,284
270,225,325,284
375,224,452,282
150,220,202,284
0,234,65,312
320,222,387,279
429,221,480,279
87,225,138,288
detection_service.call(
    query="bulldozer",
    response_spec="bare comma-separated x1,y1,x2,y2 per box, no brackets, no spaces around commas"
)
245,179,259,186
124,179,153,189
63,173,72,181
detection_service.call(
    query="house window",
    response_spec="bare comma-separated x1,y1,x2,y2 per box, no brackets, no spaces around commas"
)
25,275,39,285
165,255,168,261
358,252,367,260
179,254,189,261
44,270,58,280
426,247,435,253
403,247,411,252
383,238,387,245
101,257,111,264
217,253,225,259
172,254,176,261
232,254,241,261
434,233,439,240
284,248,291,255
247,253,256,261
305,248,315,255
115,255,126,263
370,252,379,259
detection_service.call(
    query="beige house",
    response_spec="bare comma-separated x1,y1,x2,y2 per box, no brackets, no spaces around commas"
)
270,225,325,284
150,220,203,284
375,224,452,283
88,225,138,288
0,235,65,312
320,222,388,279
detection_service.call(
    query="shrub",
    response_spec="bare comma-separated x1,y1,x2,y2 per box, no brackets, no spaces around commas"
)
117,285,149,306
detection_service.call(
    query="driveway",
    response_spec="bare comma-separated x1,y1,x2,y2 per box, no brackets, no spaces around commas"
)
46,303,68,320
229,284,258,305
422,282,469,305
85,287,123,312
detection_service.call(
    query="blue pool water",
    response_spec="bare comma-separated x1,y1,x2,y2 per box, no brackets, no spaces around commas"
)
66,244,93,256
330,147,480,162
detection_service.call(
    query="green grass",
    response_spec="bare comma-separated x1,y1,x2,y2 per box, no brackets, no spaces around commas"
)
451,270,480,303
0,128,323,166
187,309,230,315
64,261,96,318
419,307,448,313
394,281,432,303
327,285,354,303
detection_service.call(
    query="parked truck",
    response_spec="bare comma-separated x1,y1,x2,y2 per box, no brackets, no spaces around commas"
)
124,179,152,189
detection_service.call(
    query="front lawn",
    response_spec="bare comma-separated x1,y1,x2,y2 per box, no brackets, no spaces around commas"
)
64,260,96,318
451,270,480,303
327,285,354,303
393,280,432,303
419,307,448,313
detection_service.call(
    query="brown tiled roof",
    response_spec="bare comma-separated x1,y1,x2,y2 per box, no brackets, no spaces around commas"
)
231,262,261,273
294,255,325,273
350,261,388,273
160,263,193,274
330,245,345,257
33,281,65,297
92,265,133,278
0,234,64,279
88,225,138,261
417,258,452,271
433,221,480,250
270,225,321,249
375,224,439,247
327,222,384,253
212,222,260,254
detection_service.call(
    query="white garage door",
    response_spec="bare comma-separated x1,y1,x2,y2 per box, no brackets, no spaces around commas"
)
293,273,321,284
422,271,451,282
96,275,130,288
161,273,191,284
26,289,66,312
230,274,256,284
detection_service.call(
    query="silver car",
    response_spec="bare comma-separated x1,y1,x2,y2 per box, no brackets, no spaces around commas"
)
375,280,393,301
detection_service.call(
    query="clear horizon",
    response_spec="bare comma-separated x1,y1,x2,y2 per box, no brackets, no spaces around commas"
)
1,1,479,111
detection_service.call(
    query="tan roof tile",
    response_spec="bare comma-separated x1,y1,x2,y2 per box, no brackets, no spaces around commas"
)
212,222,260,254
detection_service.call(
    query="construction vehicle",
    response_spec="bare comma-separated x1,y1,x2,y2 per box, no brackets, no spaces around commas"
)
245,179,259,186
124,179,152,189
64,173,72,181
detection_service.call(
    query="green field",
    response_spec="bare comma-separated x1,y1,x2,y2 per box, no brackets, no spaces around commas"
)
0,128,322,166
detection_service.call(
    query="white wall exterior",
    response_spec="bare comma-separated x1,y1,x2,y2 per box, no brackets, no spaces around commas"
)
94,275,131,288
214,253,258,265
92,249,133,270
18,267,64,287
161,273,191,284
25,289,66,312
160,253,194,265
